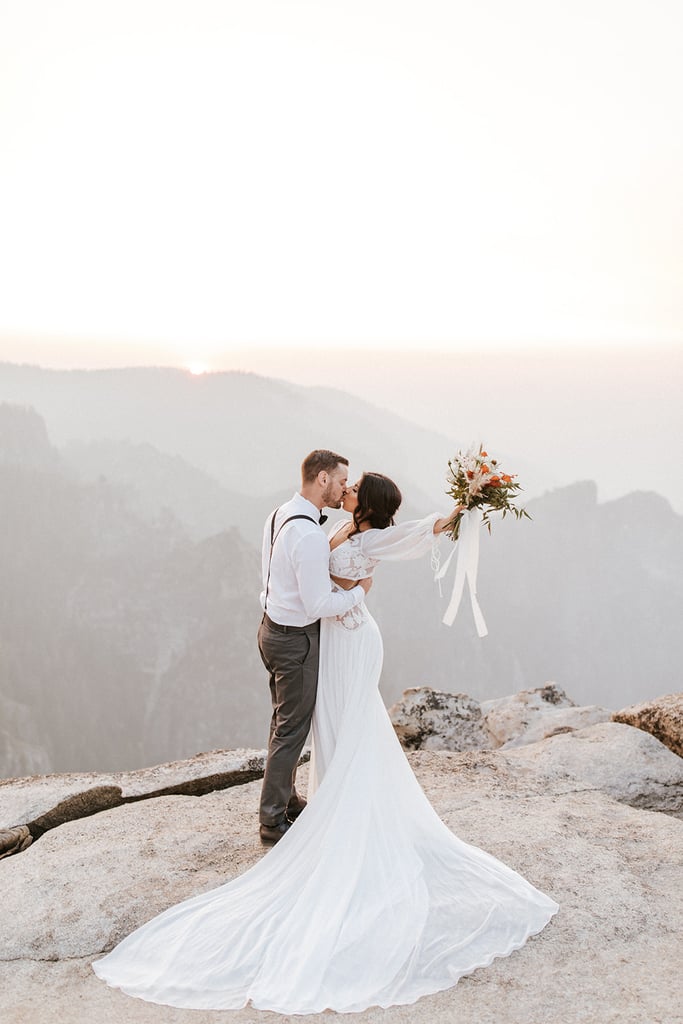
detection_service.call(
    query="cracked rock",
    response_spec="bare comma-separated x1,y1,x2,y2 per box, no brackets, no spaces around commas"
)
0,748,271,841
29,787,124,838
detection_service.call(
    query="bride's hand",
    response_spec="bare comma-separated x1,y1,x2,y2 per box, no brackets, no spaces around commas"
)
433,504,467,535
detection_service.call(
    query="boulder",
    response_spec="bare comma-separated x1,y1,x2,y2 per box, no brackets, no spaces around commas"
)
482,685,611,749
389,687,490,750
506,721,683,813
613,693,683,759
388,684,612,754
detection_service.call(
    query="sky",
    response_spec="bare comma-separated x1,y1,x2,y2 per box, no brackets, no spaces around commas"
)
1,0,683,367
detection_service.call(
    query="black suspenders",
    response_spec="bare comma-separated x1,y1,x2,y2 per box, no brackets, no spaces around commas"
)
264,508,318,611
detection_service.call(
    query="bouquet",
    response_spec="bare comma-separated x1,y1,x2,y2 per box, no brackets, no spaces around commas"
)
444,445,530,541
437,444,529,635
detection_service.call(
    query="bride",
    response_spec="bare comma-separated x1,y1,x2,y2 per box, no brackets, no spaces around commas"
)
93,472,558,1014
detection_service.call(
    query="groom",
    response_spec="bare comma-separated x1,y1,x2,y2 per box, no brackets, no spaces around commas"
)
257,449,372,844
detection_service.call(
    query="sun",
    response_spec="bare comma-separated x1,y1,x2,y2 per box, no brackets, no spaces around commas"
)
185,361,210,376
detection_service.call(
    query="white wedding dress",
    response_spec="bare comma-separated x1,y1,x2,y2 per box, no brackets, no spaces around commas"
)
93,514,558,1014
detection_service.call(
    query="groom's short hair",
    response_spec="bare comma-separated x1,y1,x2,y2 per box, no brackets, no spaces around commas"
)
301,450,349,483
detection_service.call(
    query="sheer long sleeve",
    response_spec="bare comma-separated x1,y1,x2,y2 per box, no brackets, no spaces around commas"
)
357,513,443,562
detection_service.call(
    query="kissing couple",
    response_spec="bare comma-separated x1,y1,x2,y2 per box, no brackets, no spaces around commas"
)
94,449,558,1014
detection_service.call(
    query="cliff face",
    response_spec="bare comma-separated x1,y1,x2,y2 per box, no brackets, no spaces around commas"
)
0,402,59,470
1,698,682,1024
0,404,267,776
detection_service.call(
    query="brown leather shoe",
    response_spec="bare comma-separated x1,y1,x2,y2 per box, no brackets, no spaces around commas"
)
259,820,292,845
286,798,307,821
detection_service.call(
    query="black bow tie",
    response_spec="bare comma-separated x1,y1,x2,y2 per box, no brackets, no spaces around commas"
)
319,513,328,525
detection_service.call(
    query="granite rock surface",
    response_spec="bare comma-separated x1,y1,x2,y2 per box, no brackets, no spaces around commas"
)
2,717,682,1024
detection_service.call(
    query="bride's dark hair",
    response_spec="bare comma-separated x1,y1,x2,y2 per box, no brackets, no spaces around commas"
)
350,472,402,535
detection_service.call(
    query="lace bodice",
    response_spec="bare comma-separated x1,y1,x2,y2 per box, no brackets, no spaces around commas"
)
328,536,380,581
327,514,442,630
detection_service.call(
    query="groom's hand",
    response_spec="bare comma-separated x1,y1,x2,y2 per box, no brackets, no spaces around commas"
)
359,576,373,595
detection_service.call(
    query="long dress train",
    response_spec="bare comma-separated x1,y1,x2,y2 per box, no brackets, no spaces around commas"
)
93,514,558,1013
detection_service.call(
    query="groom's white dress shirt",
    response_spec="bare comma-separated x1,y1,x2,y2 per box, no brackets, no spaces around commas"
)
260,492,365,627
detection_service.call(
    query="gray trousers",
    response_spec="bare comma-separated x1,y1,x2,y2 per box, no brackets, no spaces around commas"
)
257,614,320,826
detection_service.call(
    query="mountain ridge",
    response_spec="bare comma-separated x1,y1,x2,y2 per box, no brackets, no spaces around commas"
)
0,362,455,503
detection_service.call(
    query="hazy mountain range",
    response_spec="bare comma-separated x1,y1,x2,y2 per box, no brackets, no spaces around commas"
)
0,365,681,778
0,361,451,505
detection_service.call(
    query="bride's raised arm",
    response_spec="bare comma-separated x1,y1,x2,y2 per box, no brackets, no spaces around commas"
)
355,509,462,562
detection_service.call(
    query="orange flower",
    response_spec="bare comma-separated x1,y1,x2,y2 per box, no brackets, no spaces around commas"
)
502,474,512,483
481,464,489,473
490,475,501,484
480,450,488,457
466,470,474,480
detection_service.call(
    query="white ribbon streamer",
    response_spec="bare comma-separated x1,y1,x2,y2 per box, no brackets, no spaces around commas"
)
435,509,488,637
